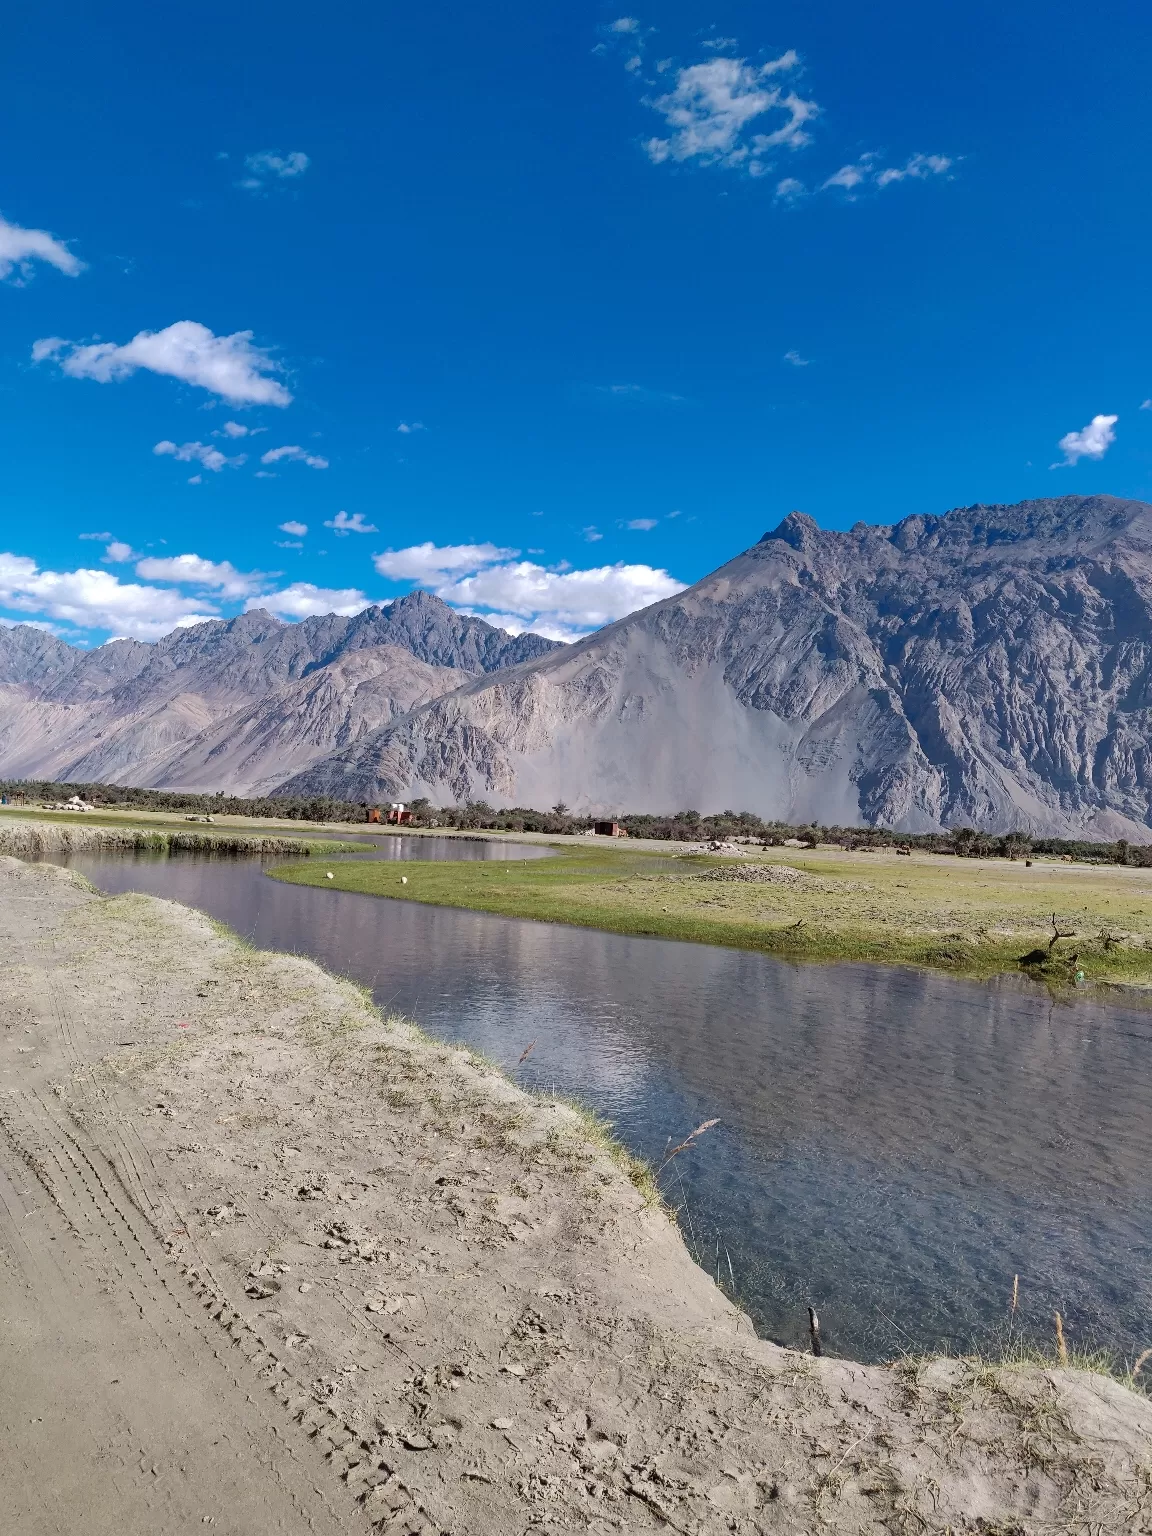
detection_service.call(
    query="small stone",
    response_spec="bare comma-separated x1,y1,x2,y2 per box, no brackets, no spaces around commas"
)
366,1300,384,1313
299,1282,312,1293
402,1433,432,1451
492,1417,513,1430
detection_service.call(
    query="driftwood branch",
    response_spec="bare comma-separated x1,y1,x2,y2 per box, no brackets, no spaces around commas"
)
808,1306,823,1357
657,1118,720,1174
1049,913,1077,951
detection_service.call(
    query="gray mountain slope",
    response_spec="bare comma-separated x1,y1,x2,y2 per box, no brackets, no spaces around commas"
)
129,646,474,794
280,495,1152,837
0,594,559,791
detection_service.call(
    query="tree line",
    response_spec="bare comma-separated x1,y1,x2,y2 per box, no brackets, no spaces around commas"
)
4,778,1150,865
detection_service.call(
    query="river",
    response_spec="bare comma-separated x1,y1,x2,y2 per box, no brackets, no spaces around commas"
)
39,836,1152,1366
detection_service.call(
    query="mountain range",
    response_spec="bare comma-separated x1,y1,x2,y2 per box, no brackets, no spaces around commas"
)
5,494,1152,837
0,595,559,796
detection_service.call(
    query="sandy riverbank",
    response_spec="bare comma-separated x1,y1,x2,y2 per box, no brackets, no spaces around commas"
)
2,855,1149,1534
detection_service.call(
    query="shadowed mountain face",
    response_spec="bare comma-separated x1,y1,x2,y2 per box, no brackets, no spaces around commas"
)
0,594,561,795
279,496,1152,837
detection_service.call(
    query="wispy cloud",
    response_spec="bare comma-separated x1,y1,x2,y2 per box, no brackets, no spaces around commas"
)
583,526,604,542
396,421,426,433
594,382,684,404
783,349,809,367
35,321,292,406
218,420,262,438
323,510,378,535
643,53,814,174
625,518,658,530
278,520,308,537
154,439,246,474
608,30,955,200
239,150,310,192
0,212,85,282
261,444,329,469
1052,413,1118,468
822,151,952,194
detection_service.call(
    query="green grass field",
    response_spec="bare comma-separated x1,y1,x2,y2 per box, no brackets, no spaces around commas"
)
268,840,1152,987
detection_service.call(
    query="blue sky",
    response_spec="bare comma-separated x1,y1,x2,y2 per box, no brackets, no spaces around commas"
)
2,0,1149,643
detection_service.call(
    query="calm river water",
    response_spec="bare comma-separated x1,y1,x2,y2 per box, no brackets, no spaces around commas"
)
42,837,1152,1366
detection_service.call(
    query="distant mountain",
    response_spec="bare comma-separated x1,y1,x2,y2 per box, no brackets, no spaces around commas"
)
280,496,1152,838
0,595,561,794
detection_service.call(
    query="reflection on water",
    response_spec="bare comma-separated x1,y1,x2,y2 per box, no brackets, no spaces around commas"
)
44,839,1152,1365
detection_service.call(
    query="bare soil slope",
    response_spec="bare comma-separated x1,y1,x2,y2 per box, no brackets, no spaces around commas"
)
2,857,1149,1534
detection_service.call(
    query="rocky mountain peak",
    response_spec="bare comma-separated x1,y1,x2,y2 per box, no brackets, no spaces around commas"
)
761,511,821,550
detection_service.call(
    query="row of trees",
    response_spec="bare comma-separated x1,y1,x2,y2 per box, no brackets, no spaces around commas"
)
5,779,1150,865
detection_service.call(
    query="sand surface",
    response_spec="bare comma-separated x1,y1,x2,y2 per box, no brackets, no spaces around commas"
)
1,855,1150,1534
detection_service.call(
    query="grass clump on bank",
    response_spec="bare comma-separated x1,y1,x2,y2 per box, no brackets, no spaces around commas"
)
0,813,362,858
269,841,1152,986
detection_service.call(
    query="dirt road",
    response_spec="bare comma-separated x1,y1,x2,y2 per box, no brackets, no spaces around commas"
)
2,856,1150,1534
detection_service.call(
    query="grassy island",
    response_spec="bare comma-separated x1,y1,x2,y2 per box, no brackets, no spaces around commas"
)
270,839,1152,987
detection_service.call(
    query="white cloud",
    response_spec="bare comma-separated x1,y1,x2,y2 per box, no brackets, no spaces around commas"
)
251,582,372,619
324,510,378,535
275,540,303,549
103,541,139,563
643,54,815,173
625,518,658,531
775,176,806,201
374,542,686,641
875,152,953,187
783,349,809,366
135,554,265,599
822,151,951,193
435,560,686,642
0,213,84,282
1140,399,1152,411
1053,414,1118,467
261,444,329,469
0,552,218,640
396,421,426,433
79,530,112,541
219,420,252,438
239,150,310,192
154,439,246,473
373,542,516,582
608,16,639,31
279,520,308,537
34,321,292,406
583,526,604,542
702,36,739,51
